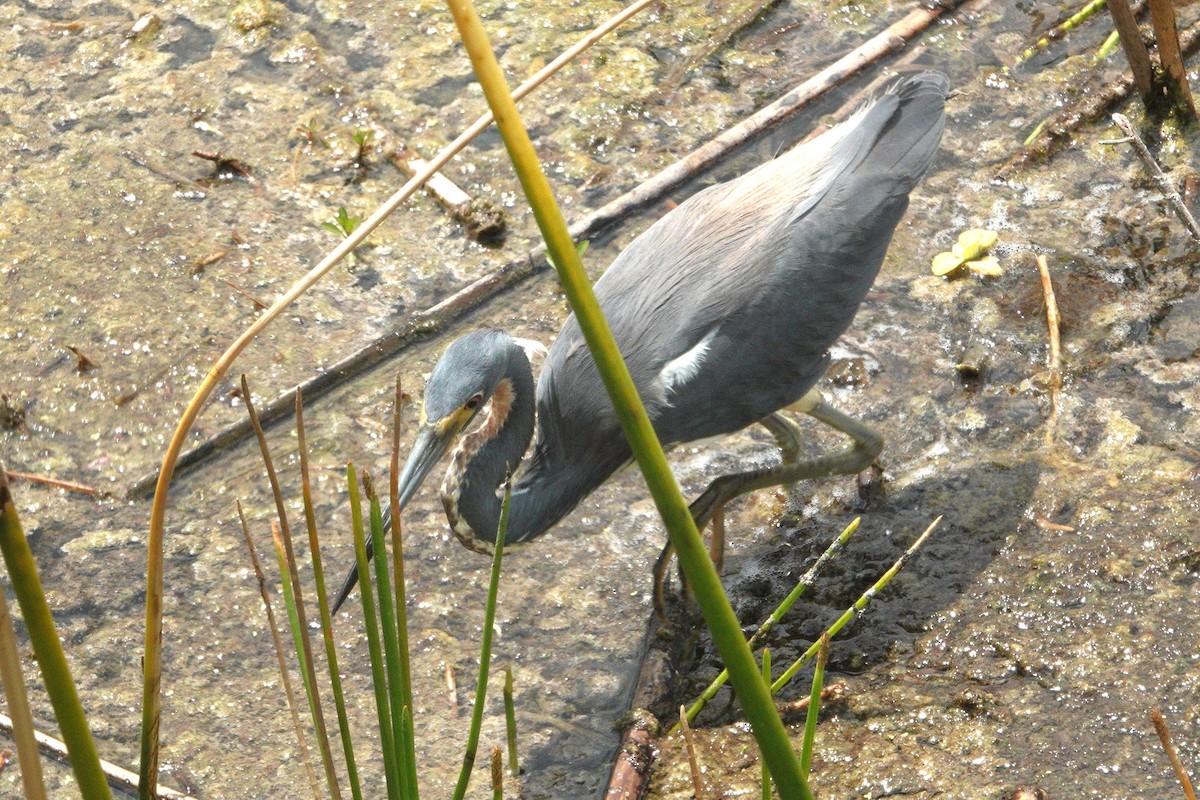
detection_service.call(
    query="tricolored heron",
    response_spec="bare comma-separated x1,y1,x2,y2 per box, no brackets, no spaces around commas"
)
332,71,947,614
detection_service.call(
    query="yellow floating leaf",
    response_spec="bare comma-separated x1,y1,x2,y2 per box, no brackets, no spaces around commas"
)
955,228,999,262
931,250,965,277
967,255,1003,277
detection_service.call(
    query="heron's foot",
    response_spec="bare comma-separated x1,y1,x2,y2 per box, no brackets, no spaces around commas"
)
689,397,883,531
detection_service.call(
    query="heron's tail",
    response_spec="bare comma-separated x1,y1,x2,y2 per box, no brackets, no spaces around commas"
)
866,71,949,184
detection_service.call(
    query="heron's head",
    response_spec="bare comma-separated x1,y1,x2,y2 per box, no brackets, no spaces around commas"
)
395,329,520,510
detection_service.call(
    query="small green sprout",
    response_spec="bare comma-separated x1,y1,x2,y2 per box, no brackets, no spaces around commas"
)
294,117,326,147
353,129,375,166
932,229,1001,278
322,207,363,266
322,206,362,238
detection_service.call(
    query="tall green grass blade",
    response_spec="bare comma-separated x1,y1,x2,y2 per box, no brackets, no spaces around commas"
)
760,648,771,800
677,518,859,730
0,572,47,800
387,379,419,800
243,376,342,799
238,504,320,800
451,480,510,800
271,524,327,800
773,518,941,692
295,391,363,800
363,473,414,800
503,667,518,777
799,636,828,780
0,467,113,800
399,704,417,800
444,3,810,794
348,465,401,798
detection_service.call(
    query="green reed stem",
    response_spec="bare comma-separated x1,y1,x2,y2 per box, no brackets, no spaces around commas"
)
387,379,419,800
244,376,341,799
364,474,415,800
0,569,47,800
760,648,771,800
799,635,828,780
0,467,112,800
239,505,320,800
773,518,941,692
349,466,401,798
444,2,810,795
676,518,859,730
1009,0,1109,71
503,667,518,777
451,480,510,800
1094,28,1122,62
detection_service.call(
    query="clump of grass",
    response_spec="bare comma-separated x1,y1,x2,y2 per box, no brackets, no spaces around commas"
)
237,376,518,799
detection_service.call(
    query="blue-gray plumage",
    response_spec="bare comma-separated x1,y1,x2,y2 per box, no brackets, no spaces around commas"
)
332,71,947,615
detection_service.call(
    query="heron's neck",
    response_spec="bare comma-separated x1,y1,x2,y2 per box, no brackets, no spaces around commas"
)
441,353,538,549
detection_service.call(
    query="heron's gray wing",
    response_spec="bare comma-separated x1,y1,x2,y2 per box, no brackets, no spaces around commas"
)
524,72,946,507
540,88,906,427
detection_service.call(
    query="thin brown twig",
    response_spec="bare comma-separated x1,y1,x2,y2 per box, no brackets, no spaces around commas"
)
189,249,229,277
122,150,203,189
1147,0,1198,121
1034,255,1062,441
217,277,269,310
386,147,507,242
777,683,849,717
446,662,459,713
192,150,263,195
0,583,46,799
1034,517,1075,532
655,0,783,97
2,470,110,499
1107,0,1153,98
125,0,958,500
236,504,322,800
1105,113,1200,241
679,705,707,800
1151,708,1197,800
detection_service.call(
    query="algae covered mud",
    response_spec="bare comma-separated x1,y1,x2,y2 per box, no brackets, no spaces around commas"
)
2,0,1199,797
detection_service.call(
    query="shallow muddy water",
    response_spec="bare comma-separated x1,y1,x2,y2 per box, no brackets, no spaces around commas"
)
2,0,1199,798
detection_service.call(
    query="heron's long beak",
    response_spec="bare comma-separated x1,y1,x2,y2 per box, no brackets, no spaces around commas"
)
330,416,465,615
394,420,459,510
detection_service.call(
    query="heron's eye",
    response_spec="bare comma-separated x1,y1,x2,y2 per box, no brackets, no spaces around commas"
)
464,394,483,410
